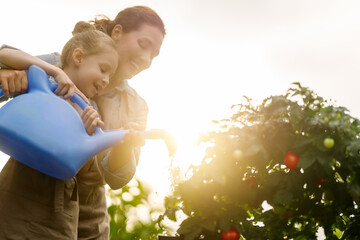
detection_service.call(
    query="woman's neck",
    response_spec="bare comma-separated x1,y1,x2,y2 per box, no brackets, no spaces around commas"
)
99,71,125,95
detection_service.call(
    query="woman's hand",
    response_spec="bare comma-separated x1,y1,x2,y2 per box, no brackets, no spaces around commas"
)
123,122,146,131
107,128,145,172
81,106,104,135
122,128,146,148
0,69,28,97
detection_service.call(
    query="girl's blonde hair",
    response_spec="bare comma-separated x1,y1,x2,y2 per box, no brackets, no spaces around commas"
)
61,22,117,68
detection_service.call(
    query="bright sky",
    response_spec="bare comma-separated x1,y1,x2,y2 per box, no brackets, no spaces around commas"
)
1,1,360,235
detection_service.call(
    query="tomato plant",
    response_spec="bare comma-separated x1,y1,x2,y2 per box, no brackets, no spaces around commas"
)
107,179,167,240
221,228,240,240
283,151,299,170
160,83,360,240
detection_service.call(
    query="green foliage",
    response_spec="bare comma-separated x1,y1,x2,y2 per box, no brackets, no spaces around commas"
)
160,83,360,239
107,178,168,240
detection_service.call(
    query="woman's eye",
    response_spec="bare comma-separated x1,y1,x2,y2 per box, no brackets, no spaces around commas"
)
139,39,150,49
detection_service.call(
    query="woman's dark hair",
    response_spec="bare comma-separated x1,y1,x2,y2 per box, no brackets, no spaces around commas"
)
90,6,166,37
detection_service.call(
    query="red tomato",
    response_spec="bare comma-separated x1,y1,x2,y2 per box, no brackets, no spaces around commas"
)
284,151,299,170
283,210,295,219
317,178,324,186
245,176,256,188
221,228,240,240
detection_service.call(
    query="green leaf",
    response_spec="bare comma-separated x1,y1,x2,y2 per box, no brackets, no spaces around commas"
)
348,182,360,200
184,229,202,240
273,189,293,204
199,219,217,232
297,152,316,170
166,208,177,221
179,218,203,240
333,227,344,239
219,219,231,232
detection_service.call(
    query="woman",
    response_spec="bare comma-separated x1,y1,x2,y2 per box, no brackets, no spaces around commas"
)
0,5,166,239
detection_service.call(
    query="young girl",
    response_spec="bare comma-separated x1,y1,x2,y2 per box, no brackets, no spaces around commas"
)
0,5,166,239
0,29,118,238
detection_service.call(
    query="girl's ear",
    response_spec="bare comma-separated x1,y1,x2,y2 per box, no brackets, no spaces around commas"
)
111,24,124,41
72,48,84,67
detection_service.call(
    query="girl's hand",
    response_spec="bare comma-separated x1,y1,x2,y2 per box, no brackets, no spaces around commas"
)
0,69,28,97
52,69,88,103
81,106,104,135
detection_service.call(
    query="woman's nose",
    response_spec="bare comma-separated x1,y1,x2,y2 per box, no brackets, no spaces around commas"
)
140,52,152,70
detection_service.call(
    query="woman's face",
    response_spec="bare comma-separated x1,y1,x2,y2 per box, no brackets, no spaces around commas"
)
113,24,164,81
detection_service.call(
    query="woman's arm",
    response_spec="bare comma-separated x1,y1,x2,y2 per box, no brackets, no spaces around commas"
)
0,69,27,97
0,48,77,99
107,130,145,172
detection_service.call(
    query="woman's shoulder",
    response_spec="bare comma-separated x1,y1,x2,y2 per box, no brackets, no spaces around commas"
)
37,52,61,67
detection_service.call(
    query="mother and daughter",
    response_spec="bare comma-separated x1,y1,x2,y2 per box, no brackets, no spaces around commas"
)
0,5,166,239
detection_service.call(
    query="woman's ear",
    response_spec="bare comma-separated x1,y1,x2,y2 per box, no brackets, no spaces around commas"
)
111,24,123,41
72,48,84,67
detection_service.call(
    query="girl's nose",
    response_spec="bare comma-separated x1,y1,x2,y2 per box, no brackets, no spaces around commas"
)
101,76,110,88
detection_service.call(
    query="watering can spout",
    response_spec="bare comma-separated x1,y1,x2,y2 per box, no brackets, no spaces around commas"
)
87,128,178,158
86,128,129,155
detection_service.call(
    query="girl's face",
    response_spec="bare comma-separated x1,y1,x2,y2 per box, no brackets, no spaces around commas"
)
112,24,164,81
72,45,118,98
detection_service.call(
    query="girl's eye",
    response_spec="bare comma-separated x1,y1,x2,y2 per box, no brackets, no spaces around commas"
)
100,65,106,73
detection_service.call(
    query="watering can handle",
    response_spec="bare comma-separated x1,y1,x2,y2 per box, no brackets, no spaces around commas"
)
48,82,88,110
0,81,88,110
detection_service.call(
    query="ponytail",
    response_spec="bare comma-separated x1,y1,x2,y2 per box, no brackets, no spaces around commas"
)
90,15,115,36
72,21,96,36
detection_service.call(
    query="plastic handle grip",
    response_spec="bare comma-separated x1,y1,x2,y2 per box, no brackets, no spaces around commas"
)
48,82,89,110
0,81,88,111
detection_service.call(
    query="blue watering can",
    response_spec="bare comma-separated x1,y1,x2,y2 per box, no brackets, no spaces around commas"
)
0,65,176,180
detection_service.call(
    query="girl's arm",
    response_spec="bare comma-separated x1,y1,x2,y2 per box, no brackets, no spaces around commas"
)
0,47,79,100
